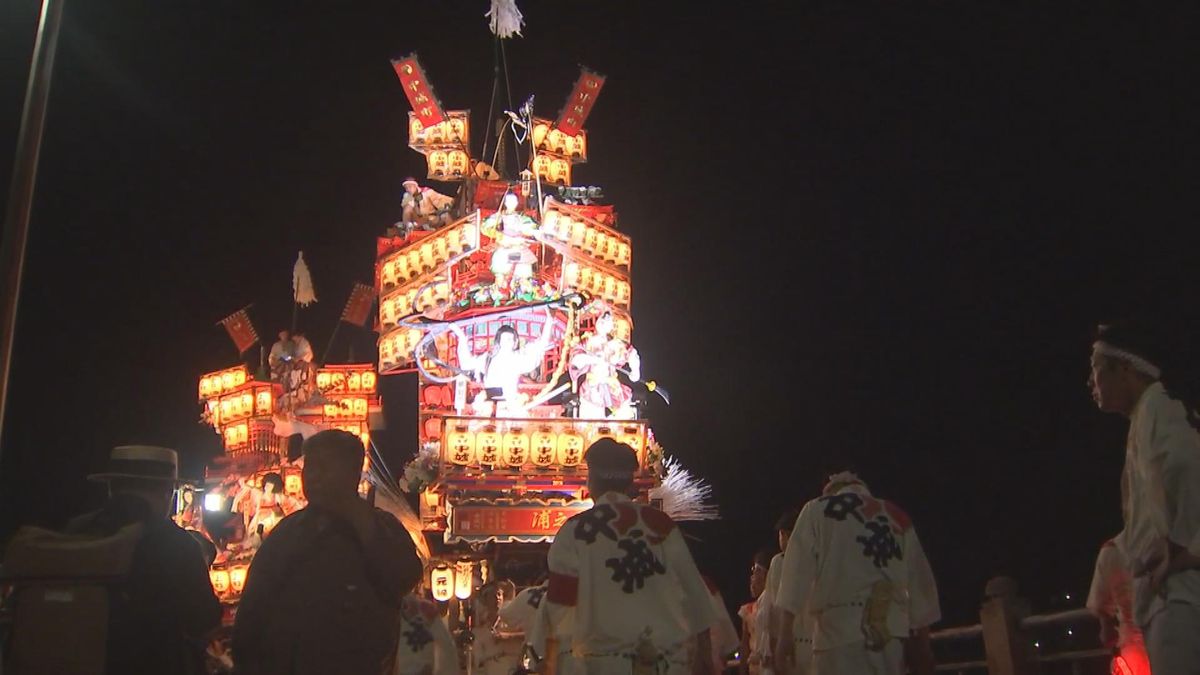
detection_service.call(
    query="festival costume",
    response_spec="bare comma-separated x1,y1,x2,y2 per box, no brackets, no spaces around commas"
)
776,483,939,675
763,553,812,675
1118,381,1200,673
1087,538,1151,675
393,595,458,675
545,492,715,675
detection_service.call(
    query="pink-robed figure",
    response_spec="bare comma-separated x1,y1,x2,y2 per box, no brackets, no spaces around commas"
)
569,310,640,419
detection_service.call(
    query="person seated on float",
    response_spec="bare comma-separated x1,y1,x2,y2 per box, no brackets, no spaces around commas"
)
401,177,455,232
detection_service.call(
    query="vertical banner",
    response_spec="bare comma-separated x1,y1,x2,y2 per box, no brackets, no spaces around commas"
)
341,283,378,328
555,68,606,137
391,53,447,128
219,308,259,354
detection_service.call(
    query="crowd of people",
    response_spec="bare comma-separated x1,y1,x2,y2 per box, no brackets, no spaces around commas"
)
4,317,1200,675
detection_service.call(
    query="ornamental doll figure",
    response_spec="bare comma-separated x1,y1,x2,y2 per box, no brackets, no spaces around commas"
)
401,177,455,232
543,439,716,675
569,309,641,419
482,191,540,289
452,307,555,417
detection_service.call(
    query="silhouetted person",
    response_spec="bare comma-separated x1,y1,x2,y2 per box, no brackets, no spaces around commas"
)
232,430,423,675
66,445,223,674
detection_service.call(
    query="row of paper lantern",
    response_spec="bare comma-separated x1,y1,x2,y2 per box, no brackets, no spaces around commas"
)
531,120,587,160
408,112,470,148
563,262,631,309
314,368,378,395
539,208,631,268
379,224,477,291
323,396,371,421
209,386,273,427
378,328,424,371
379,280,452,329
532,153,572,186
198,366,250,401
443,426,645,470
210,564,249,596
427,149,471,181
428,560,477,602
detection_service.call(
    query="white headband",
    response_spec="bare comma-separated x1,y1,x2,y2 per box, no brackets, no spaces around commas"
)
1093,341,1161,379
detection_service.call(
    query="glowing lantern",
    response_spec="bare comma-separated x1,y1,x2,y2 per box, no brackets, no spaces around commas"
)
454,560,474,600
284,473,303,495
409,118,424,141
210,569,230,593
564,262,580,287
447,426,475,465
430,564,455,602
541,210,560,236
433,236,448,265
361,371,377,392
603,276,617,301
229,565,249,593
531,428,557,467
476,428,501,466
255,390,273,415
503,430,529,467
448,150,469,179
427,150,448,179
446,229,463,256
557,431,585,467
532,120,550,148
615,242,631,268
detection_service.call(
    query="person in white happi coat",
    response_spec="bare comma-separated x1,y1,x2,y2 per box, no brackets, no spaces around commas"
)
703,577,740,673
500,582,581,675
762,509,812,675
773,472,939,675
1089,321,1200,673
1087,536,1151,675
393,594,459,675
544,438,716,675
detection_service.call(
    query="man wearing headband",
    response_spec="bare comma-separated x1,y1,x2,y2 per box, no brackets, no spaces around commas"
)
773,472,939,675
1090,321,1200,672
543,438,715,675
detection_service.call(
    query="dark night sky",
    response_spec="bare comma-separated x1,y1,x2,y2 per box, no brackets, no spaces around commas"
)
2,0,1199,626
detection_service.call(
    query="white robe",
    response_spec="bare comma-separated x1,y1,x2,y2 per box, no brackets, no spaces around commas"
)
1087,538,1150,674
545,492,715,674
393,596,458,675
775,485,939,665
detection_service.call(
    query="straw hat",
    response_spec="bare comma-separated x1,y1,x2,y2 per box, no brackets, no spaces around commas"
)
88,445,180,484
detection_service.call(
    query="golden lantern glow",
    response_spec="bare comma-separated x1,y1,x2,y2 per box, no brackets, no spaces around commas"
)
454,560,474,600
210,569,230,593
503,429,529,467
229,564,249,593
476,428,501,466
532,428,557,466
323,396,370,421
430,564,455,602
255,390,273,415
557,431,585,467
408,111,470,149
447,426,475,465
284,473,303,496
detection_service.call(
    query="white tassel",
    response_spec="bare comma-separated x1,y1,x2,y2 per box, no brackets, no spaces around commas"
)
367,458,433,564
486,0,525,39
292,251,317,307
650,455,719,522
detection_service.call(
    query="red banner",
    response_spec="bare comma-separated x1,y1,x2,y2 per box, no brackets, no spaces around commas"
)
341,283,378,327
451,504,591,540
391,54,446,128
219,308,258,354
555,68,606,137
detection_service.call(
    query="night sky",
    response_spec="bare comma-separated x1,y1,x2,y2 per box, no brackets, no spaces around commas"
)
3,0,1199,628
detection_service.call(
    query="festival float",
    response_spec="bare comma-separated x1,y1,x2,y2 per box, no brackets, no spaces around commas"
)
187,4,715,670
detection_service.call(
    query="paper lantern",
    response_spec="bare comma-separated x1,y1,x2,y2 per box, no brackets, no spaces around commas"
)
503,430,529,467
229,565,249,593
531,428,557,467
210,569,230,593
284,473,303,496
447,426,475,465
557,431,585,467
255,390,273,415
476,428,501,466
454,560,474,600
430,564,455,602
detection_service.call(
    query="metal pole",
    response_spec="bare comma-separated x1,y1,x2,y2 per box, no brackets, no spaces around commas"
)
0,0,66,450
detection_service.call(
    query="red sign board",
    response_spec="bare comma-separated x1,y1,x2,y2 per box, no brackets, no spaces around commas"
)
391,54,446,128
555,68,606,137
450,504,589,541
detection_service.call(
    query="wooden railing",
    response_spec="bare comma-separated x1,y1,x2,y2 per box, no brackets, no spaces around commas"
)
931,577,1112,674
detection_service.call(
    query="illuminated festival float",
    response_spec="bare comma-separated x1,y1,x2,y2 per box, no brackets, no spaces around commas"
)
191,43,713,672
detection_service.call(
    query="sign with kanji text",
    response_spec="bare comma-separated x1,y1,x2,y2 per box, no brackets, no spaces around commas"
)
391,54,446,128
555,68,605,137
449,503,592,543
